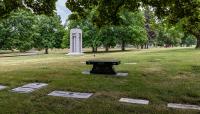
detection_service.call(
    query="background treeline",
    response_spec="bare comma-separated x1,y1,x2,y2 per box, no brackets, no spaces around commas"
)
65,8,196,52
0,9,66,54
0,8,197,54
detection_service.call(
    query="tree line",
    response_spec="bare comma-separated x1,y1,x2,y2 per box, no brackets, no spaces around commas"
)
0,9,66,54
66,0,200,49
0,0,199,53
65,7,196,52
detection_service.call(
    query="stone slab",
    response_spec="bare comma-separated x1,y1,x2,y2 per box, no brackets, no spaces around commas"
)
11,83,48,93
116,73,129,77
119,98,149,105
22,83,48,89
0,85,7,90
11,87,35,93
167,103,200,110
82,71,128,77
82,71,91,75
48,91,93,99
124,63,137,65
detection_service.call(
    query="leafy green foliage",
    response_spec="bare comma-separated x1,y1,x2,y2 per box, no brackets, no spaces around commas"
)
66,0,139,27
0,21,10,50
181,35,197,47
33,15,65,54
9,9,35,52
0,0,57,18
0,9,35,52
66,0,200,48
0,9,65,53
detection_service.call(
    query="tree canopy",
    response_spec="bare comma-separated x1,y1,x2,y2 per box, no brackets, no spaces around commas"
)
0,0,57,18
66,0,200,48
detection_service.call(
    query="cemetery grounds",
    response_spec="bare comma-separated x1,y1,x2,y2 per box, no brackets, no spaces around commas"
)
0,47,199,114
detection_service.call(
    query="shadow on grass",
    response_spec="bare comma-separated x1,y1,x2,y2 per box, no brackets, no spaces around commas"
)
84,49,140,54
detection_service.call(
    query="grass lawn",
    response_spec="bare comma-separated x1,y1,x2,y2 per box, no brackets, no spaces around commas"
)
0,48,200,114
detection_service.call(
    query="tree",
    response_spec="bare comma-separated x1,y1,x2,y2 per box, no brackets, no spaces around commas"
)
142,0,200,48
66,0,139,28
99,26,117,52
83,22,101,52
5,9,35,52
33,15,65,54
0,0,57,18
66,0,200,49
0,21,10,50
181,34,197,47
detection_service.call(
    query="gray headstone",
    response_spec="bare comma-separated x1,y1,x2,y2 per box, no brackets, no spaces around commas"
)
0,85,7,90
48,91,93,99
22,83,48,89
11,87,35,93
119,98,149,105
167,103,200,110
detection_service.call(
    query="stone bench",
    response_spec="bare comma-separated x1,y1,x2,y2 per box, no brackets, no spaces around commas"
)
86,60,121,75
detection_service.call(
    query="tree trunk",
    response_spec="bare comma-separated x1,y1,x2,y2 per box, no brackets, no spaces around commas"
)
196,37,200,49
136,45,140,49
141,45,144,49
92,47,97,52
105,46,109,52
45,48,49,54
121,41,125,51
145,44,149,49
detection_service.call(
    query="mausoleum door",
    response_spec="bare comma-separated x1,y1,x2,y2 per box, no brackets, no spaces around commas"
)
72,35,76,52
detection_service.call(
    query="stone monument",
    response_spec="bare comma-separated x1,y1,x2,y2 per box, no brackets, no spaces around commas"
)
68,27,83,55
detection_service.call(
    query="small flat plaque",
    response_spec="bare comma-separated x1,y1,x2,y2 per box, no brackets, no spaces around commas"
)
11,87,35,93
48,91,93,99
119,98,149,105
22,83,48,89
116,73,128,77
167,103,200,110
82,71,91,75
0,85,7,90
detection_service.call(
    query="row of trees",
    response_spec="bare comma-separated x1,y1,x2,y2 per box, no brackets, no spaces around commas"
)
0,9,66,53
0,0,199,53
66,0,200,49
65,6,196,52
64,9,148,52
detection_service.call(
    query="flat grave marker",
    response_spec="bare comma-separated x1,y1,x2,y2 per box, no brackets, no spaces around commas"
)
0,85,7,90
82,70,91,75
167,103,200,111
11,83,48,93
48,91,93,99
119,98,149,105
116,73,129,77
11,87,35,93
22,83,48,89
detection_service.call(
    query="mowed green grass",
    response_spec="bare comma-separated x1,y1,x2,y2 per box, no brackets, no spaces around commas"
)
0,48,200,114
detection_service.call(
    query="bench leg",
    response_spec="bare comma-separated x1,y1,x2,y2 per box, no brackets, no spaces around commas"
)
90,64,116,75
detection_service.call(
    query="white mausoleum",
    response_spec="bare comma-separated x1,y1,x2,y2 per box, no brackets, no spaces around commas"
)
68,28,83,55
